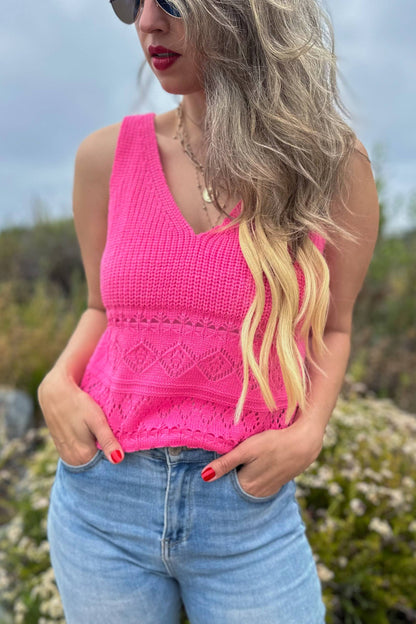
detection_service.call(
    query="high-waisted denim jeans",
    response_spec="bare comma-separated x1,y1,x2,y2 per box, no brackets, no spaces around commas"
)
47,446,326,623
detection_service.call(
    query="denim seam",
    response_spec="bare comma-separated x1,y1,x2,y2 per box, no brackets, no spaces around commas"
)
58,450,103,473
230,468,286,504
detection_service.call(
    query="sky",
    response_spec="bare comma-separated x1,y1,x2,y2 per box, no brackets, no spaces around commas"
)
1,0,415,233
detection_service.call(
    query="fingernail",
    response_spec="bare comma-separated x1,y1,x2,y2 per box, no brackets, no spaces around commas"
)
111,449,123,464
201,467,216,482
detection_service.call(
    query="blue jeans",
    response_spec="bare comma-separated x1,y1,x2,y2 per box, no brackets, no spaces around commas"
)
47,446,326,623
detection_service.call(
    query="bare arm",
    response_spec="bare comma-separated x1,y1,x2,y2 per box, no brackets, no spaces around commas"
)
297,141,379,439
37,122,124,466
200,140,380,494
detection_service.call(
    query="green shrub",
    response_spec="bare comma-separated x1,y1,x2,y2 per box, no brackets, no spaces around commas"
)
350,229,416,413
0,279,85,410
0,219,83,295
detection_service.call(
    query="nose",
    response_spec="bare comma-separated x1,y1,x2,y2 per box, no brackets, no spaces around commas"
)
137,0,169,33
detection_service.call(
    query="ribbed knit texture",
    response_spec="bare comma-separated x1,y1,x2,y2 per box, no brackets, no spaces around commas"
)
80,113,326,453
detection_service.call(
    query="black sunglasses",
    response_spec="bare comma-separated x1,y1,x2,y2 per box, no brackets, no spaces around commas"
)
110,0,181,24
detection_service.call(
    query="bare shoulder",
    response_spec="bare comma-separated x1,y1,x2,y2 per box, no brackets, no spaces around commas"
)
74,121,123,192
332,136,378,232
73,121,122,310
353,137,371,163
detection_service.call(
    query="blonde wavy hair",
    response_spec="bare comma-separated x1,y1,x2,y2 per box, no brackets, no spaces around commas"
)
142,0,360,425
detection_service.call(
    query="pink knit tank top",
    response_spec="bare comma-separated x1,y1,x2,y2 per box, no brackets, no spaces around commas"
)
80,113,326,454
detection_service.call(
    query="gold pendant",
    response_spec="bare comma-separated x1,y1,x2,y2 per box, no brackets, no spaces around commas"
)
202,187,214,203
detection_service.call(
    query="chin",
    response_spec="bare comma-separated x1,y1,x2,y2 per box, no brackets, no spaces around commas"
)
157,80,204,96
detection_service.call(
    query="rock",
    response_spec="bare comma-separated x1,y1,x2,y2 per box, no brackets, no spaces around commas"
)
0,387,34,444
0,603,13,624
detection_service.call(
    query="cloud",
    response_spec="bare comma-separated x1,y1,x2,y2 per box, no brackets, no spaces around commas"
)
326,0,416,160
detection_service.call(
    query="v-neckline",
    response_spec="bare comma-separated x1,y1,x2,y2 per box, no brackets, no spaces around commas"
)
148,113,241,239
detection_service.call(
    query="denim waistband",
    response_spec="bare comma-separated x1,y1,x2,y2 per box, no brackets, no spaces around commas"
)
132,446,222,463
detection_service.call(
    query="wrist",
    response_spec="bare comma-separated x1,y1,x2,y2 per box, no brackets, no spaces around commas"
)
293,411,326,461
38,366,80,402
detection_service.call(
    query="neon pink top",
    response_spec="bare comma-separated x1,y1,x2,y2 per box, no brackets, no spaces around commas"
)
80,113,326,454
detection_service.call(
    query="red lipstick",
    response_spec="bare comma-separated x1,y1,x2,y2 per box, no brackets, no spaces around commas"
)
148,45,181,71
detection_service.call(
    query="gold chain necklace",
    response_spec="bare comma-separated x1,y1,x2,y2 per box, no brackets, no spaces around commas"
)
173,103,223,228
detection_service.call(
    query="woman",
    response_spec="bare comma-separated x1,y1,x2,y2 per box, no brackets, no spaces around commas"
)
38,0,379,622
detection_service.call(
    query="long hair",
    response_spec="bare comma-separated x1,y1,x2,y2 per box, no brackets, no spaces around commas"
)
153,0,358,424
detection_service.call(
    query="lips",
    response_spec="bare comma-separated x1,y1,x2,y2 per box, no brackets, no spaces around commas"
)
148,44,181,71
148,45,181,58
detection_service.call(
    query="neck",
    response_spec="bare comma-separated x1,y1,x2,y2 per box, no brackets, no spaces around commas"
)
180,92,206,152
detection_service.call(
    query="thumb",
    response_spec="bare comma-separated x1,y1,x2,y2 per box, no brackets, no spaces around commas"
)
87,409,124,465
201,444,250,482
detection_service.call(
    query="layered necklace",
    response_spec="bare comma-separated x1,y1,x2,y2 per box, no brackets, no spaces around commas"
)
173,103,225,228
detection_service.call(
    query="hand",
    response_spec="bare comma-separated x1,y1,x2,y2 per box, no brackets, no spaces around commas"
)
38,369,124,467
200,415,324,498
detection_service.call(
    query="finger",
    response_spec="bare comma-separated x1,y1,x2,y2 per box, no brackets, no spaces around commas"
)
201,440,253,482
85,409,124,465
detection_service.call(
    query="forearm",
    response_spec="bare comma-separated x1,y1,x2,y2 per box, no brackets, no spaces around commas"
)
298,328,351,438
40,307,107,389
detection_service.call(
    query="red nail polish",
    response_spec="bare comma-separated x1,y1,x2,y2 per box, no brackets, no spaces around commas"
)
201,467,216,481
111,450,123,464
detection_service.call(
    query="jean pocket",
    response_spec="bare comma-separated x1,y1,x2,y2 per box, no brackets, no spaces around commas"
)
59,449,104,473
230,468,293,504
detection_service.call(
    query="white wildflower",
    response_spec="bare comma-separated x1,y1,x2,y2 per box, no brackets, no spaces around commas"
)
341,452,355,466
356,482,380,504
350,498,366,516
316,563,334,582
38,540,50,554
401,476,415,489
366,439,383,456
363,468,383,483
408,521,416,533
13,600,28,624
297,473,327,489
366,490,381,505
0,568,10,591
385,432,403,451
386,488,406,509
322,426,337,448
40,595,65,618
369,517,393,539
340,466,361,481
6,517,23,544
328,482,342,496
403,440,416,458
32,496,50,510
380,468,394,480
338,556,348,569
319,517,337,533
294,485,306,498
17,536,32,550
356,482,371,495
317,465,334,481
40,515,48,533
